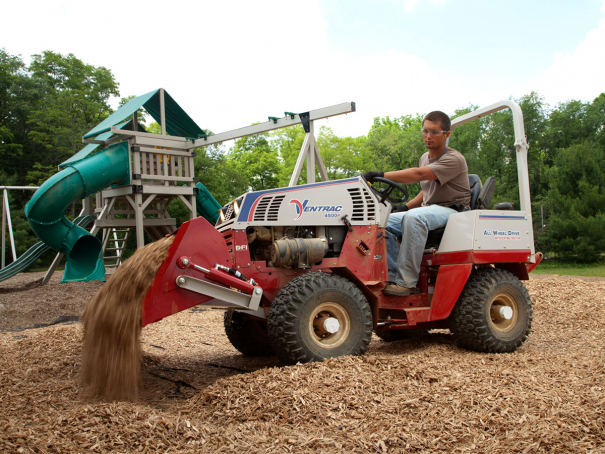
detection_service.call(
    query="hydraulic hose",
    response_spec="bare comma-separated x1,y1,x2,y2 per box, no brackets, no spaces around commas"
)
25,141,130,282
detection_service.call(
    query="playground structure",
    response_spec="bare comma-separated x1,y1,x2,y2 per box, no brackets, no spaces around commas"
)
1,89,355,283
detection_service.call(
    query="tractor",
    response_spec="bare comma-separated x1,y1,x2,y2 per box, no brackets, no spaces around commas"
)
140,100,542,365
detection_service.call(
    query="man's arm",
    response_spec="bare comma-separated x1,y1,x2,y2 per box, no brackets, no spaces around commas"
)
384,167,437,184
406,191,423,209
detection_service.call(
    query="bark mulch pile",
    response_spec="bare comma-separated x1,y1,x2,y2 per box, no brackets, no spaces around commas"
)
0,274,603,453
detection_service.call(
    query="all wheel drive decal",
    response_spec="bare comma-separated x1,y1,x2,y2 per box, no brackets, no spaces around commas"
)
479,215,525,240
483,229,521,240
239,178,357,222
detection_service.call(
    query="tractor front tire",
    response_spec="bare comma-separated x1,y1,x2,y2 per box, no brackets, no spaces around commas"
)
450,268,532,353
268,272,373,365
224,310,275,357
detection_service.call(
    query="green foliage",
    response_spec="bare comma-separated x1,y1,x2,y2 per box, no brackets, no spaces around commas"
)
364,114,426,198
0,48,26,125
272,125,307,186
366,114,426,171
25,163,57,186
531,260,605,277
145,121,162,135
167,198,191,228
0,49,119,186
317,127,370,180
585,93,605,148
119,95,149,124
26,51,119,167
192,140,246,205
227,132,280,192
544,141,605,262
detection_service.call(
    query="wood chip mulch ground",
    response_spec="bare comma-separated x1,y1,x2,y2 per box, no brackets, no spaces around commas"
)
0,273,604,453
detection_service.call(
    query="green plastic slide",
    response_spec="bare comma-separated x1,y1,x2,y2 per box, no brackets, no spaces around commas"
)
0,215,97,283
194,182,221,225
25,142,131,283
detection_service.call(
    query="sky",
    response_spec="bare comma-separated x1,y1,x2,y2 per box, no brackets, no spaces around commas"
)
1,0,604,140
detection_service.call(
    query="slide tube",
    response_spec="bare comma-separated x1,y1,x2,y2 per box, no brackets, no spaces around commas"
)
25,142,130,282
194,182,221,225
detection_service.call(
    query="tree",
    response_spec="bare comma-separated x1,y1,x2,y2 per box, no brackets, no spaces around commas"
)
227,132,280,191
544,140,605,261
0,48,25,126
27,51,119,167
364,114,426,198
272,125,306,186
584,93,605,148
317,126,370,180
195,142,248,205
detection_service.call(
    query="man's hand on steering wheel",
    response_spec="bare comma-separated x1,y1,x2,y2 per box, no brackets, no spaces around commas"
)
363,171,384,183
362,171,409,204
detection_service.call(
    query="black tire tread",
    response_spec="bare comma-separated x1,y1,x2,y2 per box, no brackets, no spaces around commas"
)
224,311,275,357
450,268,532,353
267,272,373,365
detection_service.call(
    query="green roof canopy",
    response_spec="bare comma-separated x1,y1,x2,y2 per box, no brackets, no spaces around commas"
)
83,89,206,139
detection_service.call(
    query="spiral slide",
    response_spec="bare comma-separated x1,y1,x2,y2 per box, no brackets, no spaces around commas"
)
0,215,97,283
25,141,131,283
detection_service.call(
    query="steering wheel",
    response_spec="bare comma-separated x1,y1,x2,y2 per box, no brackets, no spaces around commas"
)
367,176,409,204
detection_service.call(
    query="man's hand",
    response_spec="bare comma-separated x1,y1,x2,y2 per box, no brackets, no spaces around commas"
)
363,171,384,183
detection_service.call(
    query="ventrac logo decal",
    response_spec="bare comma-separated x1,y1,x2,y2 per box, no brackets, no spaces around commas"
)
289,199,343,220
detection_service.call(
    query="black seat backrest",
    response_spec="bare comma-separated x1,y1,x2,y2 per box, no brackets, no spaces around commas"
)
468,174,482,210
477,176,496,209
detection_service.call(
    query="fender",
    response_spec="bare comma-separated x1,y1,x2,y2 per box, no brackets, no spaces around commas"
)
428,264,472,320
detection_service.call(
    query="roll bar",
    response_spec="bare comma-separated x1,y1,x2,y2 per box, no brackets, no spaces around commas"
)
451,101,532,222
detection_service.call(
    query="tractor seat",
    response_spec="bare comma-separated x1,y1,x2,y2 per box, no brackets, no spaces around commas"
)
424,174,494,249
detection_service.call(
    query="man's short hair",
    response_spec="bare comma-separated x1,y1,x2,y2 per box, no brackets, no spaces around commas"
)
423,111,451,131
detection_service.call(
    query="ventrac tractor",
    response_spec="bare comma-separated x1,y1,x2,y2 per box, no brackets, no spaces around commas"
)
141,100,542,365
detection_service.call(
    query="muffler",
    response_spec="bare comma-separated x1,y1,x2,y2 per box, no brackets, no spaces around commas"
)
270,238,328,268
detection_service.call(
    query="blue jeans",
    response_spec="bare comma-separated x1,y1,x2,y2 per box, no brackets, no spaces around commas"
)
385,205,457,287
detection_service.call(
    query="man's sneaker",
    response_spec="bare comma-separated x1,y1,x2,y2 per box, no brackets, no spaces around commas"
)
383,283,420,296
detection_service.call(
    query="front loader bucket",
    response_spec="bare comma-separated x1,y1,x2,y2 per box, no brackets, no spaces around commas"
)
141,217,233,326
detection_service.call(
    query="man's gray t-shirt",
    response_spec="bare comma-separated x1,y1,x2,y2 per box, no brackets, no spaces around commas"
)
419,147,471,208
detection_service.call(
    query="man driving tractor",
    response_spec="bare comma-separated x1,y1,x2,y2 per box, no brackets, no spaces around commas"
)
364,111,471,296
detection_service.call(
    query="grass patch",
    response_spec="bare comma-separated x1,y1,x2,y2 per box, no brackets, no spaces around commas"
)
533,260,605,277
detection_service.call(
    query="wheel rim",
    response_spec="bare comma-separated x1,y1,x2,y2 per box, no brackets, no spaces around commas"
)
308,302,351,349
489,292,518,333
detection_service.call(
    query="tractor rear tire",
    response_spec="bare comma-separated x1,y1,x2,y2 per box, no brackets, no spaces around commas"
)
450,268,532,353
267,272,373,365
375,329,428,342
224,310,275,357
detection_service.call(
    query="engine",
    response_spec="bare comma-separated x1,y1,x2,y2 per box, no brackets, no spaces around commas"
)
213,176,387,269
244,225,348,268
